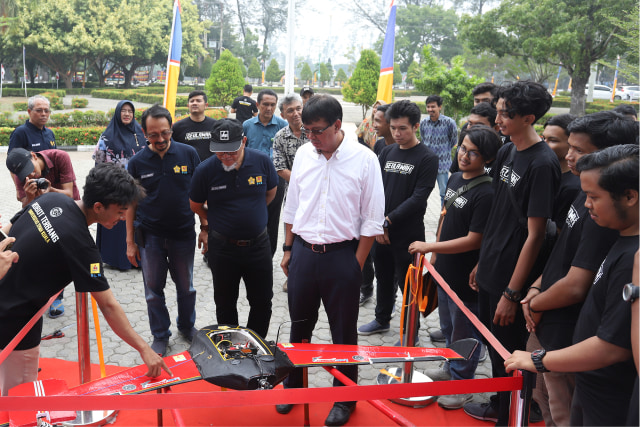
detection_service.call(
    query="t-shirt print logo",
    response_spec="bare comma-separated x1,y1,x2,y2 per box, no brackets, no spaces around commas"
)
220,130,229,141
453,196,468,209
499,165,520,187
565,205,580,229
384,161,415,174
49,207,63,218
593,259,605,286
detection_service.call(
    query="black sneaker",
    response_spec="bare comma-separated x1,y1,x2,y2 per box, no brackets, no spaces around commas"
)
463,397,499,423
359,291,373,306
151,338,169,357
530,399,543,423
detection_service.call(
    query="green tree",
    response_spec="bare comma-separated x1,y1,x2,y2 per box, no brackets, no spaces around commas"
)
247,57,261,80
335,68,348,85
205,49,245,107
326,59,334,82
342,49,380,118
237,57,247,78
395,5,463,71
319,62,330,86
264,58,282,84
414,45,482,122
459,0,634,115
300,62,313,83
393,62,402,85
406,60,421,85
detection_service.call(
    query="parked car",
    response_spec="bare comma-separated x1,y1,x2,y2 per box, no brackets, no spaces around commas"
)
585,84,614,100
617,85,640,101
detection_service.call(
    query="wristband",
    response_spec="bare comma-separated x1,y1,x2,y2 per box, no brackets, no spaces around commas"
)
503,287,522,302
529,286,542,292
282,244,293,252
200,224,209,231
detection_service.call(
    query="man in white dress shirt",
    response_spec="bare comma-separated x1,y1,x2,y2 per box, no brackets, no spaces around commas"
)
277,94,385,426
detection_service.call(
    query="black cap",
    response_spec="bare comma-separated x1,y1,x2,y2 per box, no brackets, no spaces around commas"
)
210,118,244,152
6,148,34,182
300,86,314,96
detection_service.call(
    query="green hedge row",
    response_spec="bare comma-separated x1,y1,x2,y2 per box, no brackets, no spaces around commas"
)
1,88,67,97
91,89,189,107
0,126,104,146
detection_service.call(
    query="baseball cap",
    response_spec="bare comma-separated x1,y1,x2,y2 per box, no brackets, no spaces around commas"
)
300,86,314,96
6,148,34,182
210,118,244,152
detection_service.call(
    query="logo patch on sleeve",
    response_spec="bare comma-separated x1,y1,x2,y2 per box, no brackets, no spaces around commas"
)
90,263,102,277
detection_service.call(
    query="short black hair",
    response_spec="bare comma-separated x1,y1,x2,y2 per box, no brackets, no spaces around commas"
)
469,103,497,128
544,113,577,136
301,94,342,125
386,100,421,126
462,125,502,163
141,104,172,132
567,111,639,149
613,104,638,119
472,82,497,98
497,81,552,123
376,103,390,115
82,163,145,208
257,89,278,104
576,144,639,200
425,95,443,106
187,90,207,103
244,84,253,93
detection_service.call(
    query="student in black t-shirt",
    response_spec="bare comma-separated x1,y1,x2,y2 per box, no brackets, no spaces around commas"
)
409,126,501,410
506,144,639,426
463,81,560,424
542,114,579,230
230,85,258,123
519,111,638,425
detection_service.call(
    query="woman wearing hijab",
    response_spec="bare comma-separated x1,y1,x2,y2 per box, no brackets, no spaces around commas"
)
93,100,146,270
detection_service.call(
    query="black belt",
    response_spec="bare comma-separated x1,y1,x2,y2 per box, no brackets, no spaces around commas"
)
296,236,357,254
210,228,267,247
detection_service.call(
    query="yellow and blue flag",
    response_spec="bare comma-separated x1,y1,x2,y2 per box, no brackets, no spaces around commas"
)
163,0,182,119
376,0,396,104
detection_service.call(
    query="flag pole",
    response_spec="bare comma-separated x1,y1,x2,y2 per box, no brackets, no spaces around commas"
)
163,0,182,120
376,0,396,104
22,46,27,98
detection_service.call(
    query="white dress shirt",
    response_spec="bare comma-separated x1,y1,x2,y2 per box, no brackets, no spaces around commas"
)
282,133,385,244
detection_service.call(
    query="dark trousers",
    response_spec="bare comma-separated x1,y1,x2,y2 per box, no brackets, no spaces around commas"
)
267,176,286,257
360,250,375,296
373,233,420,326
285,237,361,393
478,287,528,426
207,230,273,338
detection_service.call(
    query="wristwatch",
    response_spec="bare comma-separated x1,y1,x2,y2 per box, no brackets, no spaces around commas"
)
623,283,639,302
383,219,390,228
531,349,549,373
200,224,209,232
282,244,293,252
503,287,523,302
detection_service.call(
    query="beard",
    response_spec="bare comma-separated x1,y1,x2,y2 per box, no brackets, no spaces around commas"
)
222,162,238,172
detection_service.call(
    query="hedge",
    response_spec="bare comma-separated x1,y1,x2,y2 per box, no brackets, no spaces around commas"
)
0,88,66,97
91,89,189,107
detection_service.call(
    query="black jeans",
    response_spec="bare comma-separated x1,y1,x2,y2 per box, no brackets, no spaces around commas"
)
267,176,286,257
207,230,273,338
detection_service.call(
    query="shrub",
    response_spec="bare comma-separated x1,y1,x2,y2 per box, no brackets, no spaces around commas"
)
91,89,188,107
174,108,228,122
72,97,89,108
0,126,105,146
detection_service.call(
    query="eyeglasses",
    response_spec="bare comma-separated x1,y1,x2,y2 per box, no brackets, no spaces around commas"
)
301,121,335,136
216,151,240,158
146,130,172,140
459,144,481,161
121,109,134,114
33,108,51,114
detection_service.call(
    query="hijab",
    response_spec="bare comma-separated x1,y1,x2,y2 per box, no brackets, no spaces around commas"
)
100,100,146,156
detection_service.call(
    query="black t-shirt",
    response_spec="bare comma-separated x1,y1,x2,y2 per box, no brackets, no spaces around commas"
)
373,137,390,156
572,235,638,426
190,148,278,239
476,141,560,296
231,96,258,123
171,116,217,161
435,172,493,302
552,170,581,230
537,191,619,350
378,142,438,240
0,194,110,350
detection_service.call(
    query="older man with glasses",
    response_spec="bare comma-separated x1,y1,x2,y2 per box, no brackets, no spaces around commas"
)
8,94,57,152
190,118,277,339
125,105,201,357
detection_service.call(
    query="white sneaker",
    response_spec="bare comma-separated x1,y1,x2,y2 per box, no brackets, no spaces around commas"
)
438,393,472,409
